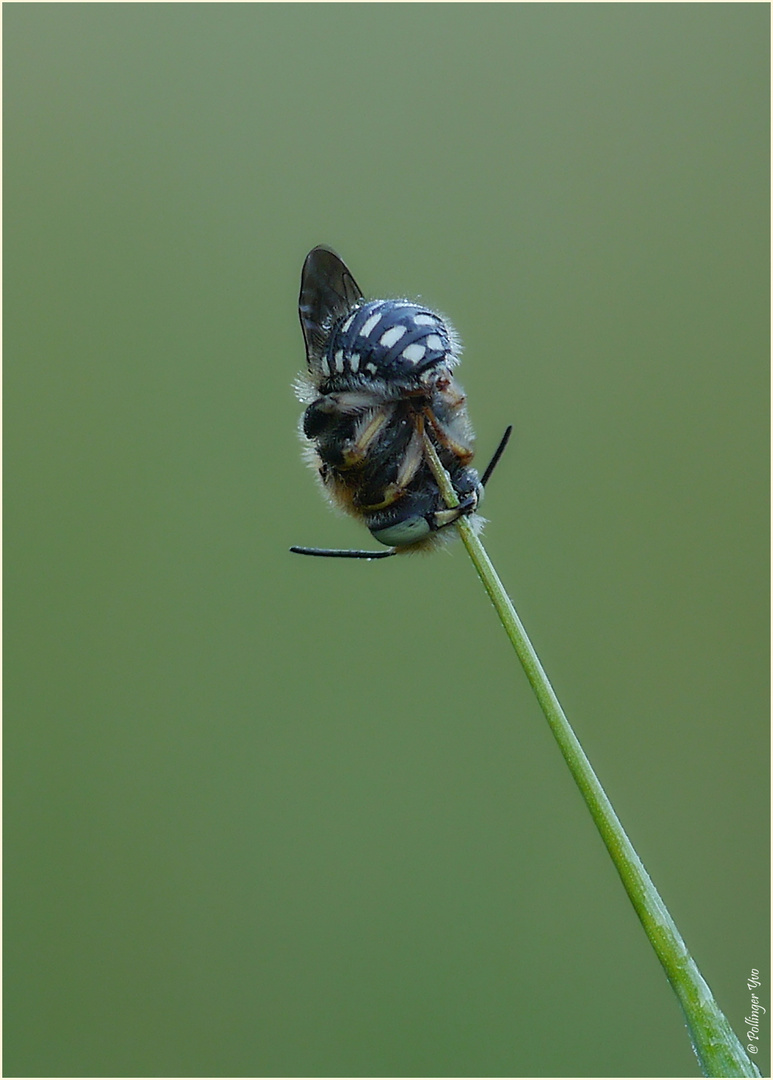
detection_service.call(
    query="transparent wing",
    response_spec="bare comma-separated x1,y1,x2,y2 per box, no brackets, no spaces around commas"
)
298,246,363,369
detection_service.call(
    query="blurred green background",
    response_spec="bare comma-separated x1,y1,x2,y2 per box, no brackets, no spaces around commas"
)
4,5,768,1077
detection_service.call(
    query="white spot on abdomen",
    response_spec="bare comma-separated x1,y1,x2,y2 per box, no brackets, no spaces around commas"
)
379,325,407,348
334,349,345,373
425,334,443,351
360,312,382,337
401,343,426,364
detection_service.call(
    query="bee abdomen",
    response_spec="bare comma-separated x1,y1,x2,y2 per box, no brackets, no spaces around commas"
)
321,299,456,384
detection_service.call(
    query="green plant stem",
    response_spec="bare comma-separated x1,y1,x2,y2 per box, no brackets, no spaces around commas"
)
422,433,758,1079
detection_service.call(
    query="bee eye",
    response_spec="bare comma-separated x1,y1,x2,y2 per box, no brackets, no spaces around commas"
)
369,515,431,547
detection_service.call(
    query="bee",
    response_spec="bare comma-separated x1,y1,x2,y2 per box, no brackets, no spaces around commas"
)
291,246,511,560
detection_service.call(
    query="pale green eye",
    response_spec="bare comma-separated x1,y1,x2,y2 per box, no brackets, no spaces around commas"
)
370,516,431,547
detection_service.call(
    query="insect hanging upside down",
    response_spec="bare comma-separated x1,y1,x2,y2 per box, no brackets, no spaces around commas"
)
291,246,511,560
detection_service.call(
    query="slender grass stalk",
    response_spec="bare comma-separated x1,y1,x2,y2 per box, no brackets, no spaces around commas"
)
422,432,759,1079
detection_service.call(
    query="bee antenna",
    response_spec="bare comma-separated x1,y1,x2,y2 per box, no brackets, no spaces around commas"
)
480,425,513,487
290,546,397,560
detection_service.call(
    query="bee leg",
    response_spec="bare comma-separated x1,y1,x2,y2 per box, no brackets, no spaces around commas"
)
480,425,513,487
430,491,479,530
395,423,425,488
423,409,474,464
354,419,426,512
339,406,392,469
